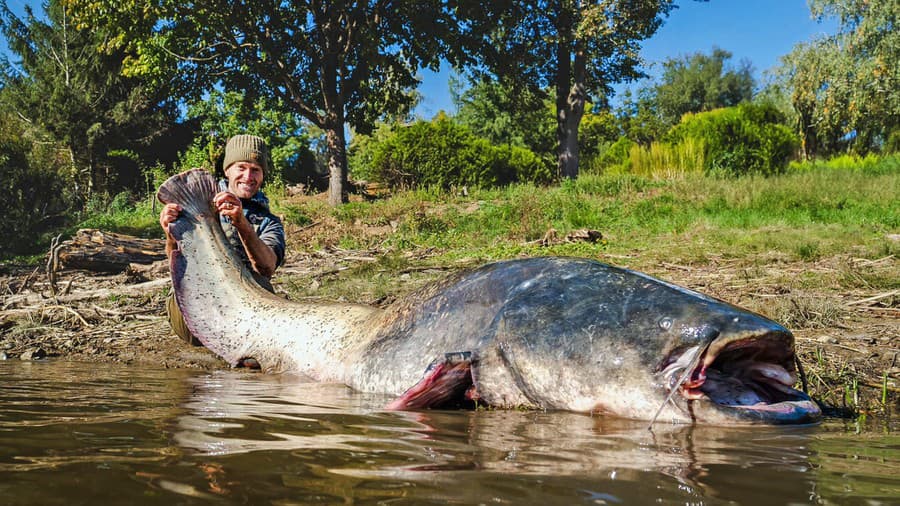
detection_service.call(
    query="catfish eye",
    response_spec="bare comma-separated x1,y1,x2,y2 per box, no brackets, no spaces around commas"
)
658,317,673,331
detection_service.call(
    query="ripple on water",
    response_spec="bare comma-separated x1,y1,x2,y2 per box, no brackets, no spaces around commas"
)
0,360,897,505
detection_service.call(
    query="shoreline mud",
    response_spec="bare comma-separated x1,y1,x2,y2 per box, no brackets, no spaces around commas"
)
2,250,897,417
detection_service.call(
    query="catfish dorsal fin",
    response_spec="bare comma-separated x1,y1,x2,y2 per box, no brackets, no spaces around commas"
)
157,169,217,219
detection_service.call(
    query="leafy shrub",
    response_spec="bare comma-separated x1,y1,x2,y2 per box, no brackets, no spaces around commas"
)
666,103,799,176
588,136,635,174
578,111,620,159
788,153,899,175
354,115,554,189
4,133,71,256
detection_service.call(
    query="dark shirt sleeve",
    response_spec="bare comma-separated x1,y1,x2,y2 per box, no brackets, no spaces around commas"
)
257,215,286,268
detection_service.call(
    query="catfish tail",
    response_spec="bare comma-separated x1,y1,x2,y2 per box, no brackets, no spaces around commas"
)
157,169,217,220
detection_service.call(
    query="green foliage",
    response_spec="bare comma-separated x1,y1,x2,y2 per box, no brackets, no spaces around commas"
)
453,79,556,156
654,48,755,128
625,137,706,178
789,153,899,175
0,0,182,199
616,88,667,144
578,109,623,172
352,115,554,189
179,90,319,187
617,48,756,142
348,122,395,182
886,129,900,154
76,194,159,237
3,117,71,256
587,136,635,174
666,103,799,176
778,39,852,157
777,0,899,157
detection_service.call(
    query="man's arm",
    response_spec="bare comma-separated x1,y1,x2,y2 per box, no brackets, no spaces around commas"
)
214,191,278,277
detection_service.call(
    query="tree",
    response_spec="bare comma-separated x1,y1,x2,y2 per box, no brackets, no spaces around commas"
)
616,86,666,144
777,0,899,157
0,0,180,199
777,39,845,158
68,0,455,206
180,90,320,188
453,79,556,156
1,109,71,256
617,48,755,143
459,0,676,179
654,48,754,127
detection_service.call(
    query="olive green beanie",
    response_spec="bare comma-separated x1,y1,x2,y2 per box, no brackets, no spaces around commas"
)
223,134,269,174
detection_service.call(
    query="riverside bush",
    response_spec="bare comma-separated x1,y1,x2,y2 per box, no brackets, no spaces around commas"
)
666,103,799,176
354,116,554,189
4,130,71,256
788,153,899,175
588,136,635,174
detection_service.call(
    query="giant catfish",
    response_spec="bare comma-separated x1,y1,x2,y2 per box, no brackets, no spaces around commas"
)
158,169,821,425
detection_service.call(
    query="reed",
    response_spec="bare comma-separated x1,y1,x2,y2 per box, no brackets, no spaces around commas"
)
626,138,706,179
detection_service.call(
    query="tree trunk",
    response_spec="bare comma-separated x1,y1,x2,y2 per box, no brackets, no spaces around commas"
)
320,20,349,207
797,110,817,160
564,42,587,179
325,124,348,206
555,10,574,180
554,8,587,180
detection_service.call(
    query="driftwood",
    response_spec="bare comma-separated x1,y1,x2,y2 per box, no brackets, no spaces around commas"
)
529,228,603,247
1,277,171,310
58,229,166,273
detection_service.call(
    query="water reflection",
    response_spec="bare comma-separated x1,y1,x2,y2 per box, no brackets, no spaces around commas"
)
172,369,889,505
1,361,897,505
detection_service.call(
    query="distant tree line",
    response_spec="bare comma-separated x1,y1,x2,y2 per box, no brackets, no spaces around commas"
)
0,0,897,256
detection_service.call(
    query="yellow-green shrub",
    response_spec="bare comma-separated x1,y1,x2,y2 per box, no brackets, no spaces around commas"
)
666,103,799,176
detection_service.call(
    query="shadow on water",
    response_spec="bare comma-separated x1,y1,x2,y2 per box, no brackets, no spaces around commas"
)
1,361,897,505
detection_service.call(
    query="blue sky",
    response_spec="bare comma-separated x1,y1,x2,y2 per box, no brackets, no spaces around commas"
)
414,0,838,118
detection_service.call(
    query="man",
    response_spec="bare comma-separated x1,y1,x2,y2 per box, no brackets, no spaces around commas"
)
160,134,286,345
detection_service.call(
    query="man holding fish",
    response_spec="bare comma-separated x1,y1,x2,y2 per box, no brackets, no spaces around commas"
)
159,134,286,345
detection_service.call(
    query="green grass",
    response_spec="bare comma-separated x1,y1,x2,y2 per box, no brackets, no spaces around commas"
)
290,158,898,272
6,155,897,275
75,194,161,239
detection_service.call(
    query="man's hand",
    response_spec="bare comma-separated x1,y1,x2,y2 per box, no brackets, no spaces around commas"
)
213,191,277,277
160,203,182,257
160,203,182,233
213,191,244,223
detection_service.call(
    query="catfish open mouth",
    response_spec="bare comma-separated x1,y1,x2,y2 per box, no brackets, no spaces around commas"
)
663,333,822,424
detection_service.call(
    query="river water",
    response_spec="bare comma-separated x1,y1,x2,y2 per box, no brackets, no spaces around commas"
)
1,361,896,505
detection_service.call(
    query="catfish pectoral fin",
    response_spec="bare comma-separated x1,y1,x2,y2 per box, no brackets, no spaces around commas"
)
386,353,477,410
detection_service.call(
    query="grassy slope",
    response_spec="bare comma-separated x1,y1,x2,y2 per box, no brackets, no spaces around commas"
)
274,162,898,415
280,162,898,274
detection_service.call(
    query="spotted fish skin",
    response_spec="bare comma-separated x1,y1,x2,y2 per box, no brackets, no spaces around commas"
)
158,169,821,424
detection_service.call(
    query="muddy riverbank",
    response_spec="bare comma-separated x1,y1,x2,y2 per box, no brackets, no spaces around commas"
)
1,249,897,416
